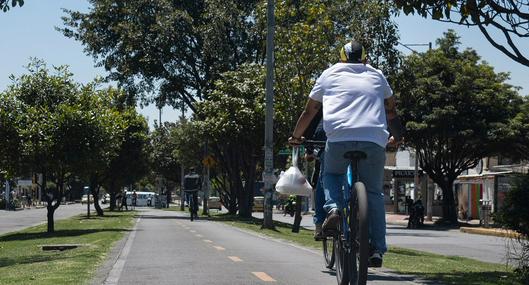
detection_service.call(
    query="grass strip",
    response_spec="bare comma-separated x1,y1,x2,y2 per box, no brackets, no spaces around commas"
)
210,213,520,285
0,211,136,285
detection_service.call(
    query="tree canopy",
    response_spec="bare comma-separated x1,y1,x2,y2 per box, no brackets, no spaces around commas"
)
394,0,529,66
397,30,522,223
0,0,23,12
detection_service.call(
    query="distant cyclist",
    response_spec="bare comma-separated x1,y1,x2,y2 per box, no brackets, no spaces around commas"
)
289,40,404,267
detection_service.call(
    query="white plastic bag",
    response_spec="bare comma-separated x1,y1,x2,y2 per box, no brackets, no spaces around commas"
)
275,147,313,196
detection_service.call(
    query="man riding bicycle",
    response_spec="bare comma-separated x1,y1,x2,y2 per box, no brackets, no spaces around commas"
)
289,40,404,267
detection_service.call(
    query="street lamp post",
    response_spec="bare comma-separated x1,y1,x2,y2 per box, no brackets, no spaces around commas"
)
262,0,275,229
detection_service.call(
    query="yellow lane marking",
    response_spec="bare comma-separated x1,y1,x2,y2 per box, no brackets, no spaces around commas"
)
213,246,225,251
203,239,213,243
228,256,243,262
252,272,276,282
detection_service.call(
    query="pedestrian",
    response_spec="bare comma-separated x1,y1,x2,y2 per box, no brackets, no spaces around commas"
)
121,191,128,211
132,191,137,207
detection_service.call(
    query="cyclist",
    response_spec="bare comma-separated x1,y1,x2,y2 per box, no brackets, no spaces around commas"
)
303,109,328,240
289,40,404,267
184,169,201,220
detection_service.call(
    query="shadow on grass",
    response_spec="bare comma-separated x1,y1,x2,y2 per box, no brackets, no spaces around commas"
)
0,228,131,242
0,254,74,268
140,214,193,220
209,213,308,233
398,270,516,285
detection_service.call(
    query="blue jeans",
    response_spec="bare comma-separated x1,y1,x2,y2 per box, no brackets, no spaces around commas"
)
323,141,387,253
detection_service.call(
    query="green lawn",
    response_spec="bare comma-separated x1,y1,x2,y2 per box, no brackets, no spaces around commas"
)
210,213,521,285
0,211,136,285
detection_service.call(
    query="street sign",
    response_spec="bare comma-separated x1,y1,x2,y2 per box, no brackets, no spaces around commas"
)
202,155,216,168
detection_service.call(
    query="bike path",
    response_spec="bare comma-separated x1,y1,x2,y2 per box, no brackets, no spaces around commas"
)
99,209,428,285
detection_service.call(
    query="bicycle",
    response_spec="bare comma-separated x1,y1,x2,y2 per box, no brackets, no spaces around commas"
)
186,190,199,222
336,150,369,285
304,140,335,270
306,140,369,285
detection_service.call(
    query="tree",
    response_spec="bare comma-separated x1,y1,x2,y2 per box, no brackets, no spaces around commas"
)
0,93,22,179
0,0,23,12
103,107,150,211
5,61,98,232
397,30,522,223
507,97,529,160
394,0,529,66
60,0,263,112
194,64,265,217
494,174,529,283
71,86,125,216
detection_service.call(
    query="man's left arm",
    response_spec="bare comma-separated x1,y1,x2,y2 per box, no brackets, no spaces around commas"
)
289,98,322,145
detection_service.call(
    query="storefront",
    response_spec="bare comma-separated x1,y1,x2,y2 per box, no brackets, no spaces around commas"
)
454,171,512,220
384,166,426,214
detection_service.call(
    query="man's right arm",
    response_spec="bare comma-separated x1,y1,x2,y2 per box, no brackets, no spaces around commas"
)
384,96,404,142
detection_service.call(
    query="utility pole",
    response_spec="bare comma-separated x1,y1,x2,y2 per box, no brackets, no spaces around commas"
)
180,102,186,211
262,0,275,229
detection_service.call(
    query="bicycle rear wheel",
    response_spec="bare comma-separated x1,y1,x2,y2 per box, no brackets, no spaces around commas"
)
322,236,335,269
350,182,369,285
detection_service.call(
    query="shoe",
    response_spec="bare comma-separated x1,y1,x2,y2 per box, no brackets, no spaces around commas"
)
314,224,323,241
368,251,383,268
322,209,340,234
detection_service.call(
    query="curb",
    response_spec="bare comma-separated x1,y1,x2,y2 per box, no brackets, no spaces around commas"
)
460,227,520,238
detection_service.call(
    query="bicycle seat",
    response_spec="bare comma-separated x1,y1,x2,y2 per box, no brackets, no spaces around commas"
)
343,151,367,160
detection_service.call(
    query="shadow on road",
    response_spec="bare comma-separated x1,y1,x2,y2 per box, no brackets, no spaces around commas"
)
0,228,131,242
386,231,450,238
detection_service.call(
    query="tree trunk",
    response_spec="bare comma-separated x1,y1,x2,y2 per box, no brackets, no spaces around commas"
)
90,178,104,216
440,180,458,224
110,192,117,211
47,205,55,233
93,188,104,216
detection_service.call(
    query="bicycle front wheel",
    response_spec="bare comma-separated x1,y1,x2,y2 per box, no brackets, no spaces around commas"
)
350,182,369,285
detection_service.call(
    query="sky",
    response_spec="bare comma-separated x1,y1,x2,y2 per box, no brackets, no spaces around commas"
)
1,1,527,129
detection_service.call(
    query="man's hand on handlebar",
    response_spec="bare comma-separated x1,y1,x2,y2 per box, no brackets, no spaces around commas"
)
387,136,404,149
288,136,305,146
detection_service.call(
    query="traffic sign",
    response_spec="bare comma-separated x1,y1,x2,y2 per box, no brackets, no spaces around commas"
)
202,155,216,168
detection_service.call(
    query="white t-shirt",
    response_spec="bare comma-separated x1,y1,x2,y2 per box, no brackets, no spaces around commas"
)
309,63,393,147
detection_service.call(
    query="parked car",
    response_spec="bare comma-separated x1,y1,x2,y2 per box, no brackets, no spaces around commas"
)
253,196,264,212
208,196,222,210
81,194,94,204
101,193,111,204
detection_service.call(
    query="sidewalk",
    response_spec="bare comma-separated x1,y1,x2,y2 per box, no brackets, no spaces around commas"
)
386,213,520,238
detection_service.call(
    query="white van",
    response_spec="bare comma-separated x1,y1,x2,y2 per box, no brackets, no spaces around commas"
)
126,191,156,207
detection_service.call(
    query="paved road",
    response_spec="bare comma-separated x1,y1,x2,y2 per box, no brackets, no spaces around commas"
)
0,203,87,235
253,212,512,264
102,209,425,285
